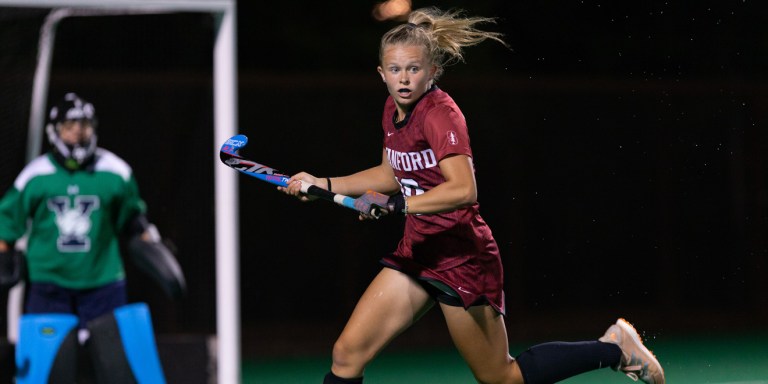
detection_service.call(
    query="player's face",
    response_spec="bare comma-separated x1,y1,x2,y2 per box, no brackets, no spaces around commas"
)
377,43,436,117
58,120,94,146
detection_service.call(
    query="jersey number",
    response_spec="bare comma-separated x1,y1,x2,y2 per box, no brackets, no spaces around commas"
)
398,178,424,197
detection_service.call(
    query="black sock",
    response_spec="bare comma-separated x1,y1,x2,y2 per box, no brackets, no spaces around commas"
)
323,372,363,384
515,341,621,384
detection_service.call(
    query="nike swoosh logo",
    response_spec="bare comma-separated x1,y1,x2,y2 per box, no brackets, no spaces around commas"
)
387,132,395,137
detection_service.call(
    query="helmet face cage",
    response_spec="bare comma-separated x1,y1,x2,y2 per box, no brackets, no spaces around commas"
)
46,92,98,169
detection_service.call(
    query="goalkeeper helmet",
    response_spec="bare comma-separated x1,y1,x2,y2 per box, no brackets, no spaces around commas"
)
46,92,98,170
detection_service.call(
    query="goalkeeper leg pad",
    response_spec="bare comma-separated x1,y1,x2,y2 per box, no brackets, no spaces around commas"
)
15,313,78,384
86,303,166,384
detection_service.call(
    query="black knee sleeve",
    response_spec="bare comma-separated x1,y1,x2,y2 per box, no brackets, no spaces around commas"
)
515,341,621,384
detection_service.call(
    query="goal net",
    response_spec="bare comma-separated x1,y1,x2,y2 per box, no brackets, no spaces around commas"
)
0,2,239,383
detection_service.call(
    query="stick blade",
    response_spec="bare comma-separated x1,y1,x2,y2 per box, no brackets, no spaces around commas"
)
219,134,292,187
221,134,248,156
217,134,364,214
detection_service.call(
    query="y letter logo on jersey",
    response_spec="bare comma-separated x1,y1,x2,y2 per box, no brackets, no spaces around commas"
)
47,195,100,252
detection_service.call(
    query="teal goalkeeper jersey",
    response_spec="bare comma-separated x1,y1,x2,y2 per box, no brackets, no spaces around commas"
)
0,150,146,289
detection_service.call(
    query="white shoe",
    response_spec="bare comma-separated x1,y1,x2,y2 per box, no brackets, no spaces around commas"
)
599,318,665,384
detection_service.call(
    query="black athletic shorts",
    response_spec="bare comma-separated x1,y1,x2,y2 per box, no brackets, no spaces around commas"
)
416,278,463,307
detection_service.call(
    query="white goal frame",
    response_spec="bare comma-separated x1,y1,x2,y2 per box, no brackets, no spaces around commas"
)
0,1,241,383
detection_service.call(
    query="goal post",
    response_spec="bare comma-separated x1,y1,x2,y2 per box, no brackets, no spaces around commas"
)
0,1,241,383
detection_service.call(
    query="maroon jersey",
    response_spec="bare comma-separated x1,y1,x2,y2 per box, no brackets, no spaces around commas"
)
380,87,505,314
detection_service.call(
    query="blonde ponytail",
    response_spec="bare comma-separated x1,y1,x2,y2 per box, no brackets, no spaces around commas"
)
379,7,507,80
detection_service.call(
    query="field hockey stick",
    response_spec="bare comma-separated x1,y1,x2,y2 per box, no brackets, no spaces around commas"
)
220,134,379,216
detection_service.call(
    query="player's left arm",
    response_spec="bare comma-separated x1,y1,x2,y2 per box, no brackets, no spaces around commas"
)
119,174,186,299
405,154,477,214
405,105,478,215
353,154,476,218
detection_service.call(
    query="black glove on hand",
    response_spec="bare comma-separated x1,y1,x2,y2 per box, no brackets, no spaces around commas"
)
353,190,406,218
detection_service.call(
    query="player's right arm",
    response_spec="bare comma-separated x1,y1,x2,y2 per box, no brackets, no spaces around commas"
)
0,188,26,288
281,149,399,199
329,149,399,197
0,187,27,246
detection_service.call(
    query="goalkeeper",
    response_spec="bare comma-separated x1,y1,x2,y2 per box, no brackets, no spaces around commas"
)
0,93,185,382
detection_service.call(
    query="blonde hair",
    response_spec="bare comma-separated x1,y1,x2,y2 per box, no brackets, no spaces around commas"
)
379,7,507,80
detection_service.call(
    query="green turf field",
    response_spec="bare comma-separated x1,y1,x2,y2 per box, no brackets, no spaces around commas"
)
243,332,768,383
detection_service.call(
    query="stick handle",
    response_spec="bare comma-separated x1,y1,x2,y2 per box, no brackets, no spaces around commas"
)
299,181,358,212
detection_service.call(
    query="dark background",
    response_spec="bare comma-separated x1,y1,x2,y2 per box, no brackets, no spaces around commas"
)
1,0,767,358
